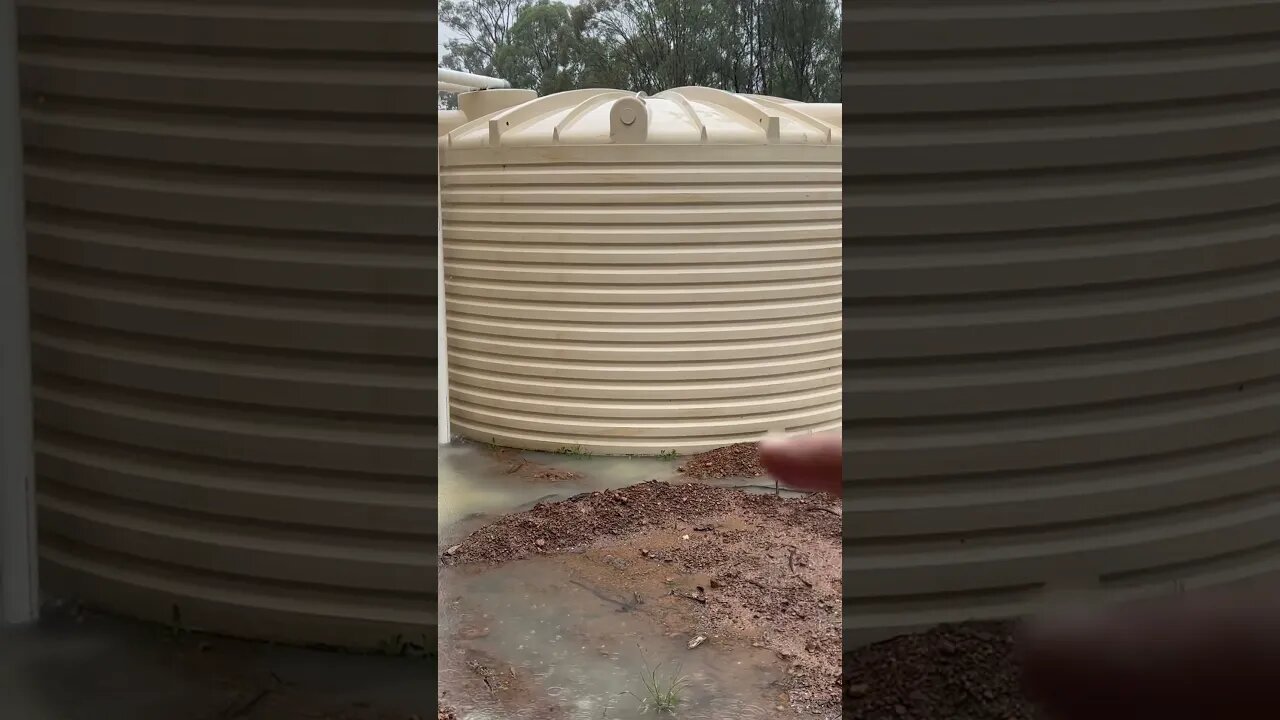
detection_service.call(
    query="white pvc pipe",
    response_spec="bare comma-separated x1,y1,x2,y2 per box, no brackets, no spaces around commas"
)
439,68,510,91
1,0,38,625
438,140,450,445
439,81,472,94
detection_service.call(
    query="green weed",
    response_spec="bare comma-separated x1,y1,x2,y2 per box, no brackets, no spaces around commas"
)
623,653,690,714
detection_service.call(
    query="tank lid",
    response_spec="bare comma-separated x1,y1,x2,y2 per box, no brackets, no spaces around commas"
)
443,86,840,148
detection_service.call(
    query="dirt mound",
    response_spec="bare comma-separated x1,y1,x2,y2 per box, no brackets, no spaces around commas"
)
442,481,842,717
677,442,766,480
843,622,1043,720
442,480,738,564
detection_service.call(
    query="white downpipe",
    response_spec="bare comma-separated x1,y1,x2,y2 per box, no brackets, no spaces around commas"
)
439,68,510,91
438,144,450,445
1,0,38,625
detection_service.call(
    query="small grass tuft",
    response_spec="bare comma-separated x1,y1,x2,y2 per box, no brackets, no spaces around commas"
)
555,445,591,457
623,650,690,714
656,449,679,461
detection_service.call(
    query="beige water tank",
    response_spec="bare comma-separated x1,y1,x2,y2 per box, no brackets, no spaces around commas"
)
440,88,841,455
18,2,433,649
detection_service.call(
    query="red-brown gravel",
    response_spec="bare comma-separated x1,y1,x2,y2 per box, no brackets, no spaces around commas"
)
677,442,766,480
843,622,1044,720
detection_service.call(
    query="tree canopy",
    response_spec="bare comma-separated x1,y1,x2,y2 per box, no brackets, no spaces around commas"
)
439,0,840,107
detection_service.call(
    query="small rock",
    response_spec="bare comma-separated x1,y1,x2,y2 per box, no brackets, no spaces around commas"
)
681,534,690,540
709,577,721,589
535,539,546,548
688,635,706,649
445,545,461,556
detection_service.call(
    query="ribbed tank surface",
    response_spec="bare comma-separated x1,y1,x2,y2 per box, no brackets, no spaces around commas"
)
18,0,435,648
441,87,842,455
845,0,1280,647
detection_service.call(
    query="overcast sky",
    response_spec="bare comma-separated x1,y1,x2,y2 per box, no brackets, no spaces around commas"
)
437,23,459,59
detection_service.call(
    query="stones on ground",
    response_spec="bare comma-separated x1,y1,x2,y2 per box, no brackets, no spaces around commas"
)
842,622,1042,720
443,478,841,718
688,634,707,649
677,442,766,480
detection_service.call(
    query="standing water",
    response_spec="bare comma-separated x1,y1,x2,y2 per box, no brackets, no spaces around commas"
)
438,441,806,719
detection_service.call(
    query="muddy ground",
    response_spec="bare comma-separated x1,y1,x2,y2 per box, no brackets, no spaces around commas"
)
490,447,583,482
442,478,843,717
2,602,426,720
843,622,1045,720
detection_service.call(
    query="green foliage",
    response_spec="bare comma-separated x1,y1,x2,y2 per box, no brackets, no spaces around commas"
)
624,655,691,714
493,1,584,96
440,0,840,104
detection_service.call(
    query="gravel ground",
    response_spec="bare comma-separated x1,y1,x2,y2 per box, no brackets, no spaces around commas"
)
442,479,842,716
677,442,766,480
843,622,1045,720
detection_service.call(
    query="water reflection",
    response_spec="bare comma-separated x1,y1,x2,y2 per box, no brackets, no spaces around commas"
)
438,440,801,719
441,558,789,720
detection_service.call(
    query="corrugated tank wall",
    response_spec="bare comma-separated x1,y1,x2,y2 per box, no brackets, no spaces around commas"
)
440,91,842,456
17,0,435,648
844,0,1280,647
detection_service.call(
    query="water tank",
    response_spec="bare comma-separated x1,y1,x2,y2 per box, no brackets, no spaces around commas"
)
845,2,1280,647
18,3,434,648
440,87,842,455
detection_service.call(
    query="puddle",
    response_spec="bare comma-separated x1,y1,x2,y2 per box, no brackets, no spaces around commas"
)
438,440,817,719
439,442,680,541
440,559,794,720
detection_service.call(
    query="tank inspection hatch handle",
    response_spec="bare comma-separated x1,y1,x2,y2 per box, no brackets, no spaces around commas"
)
609,95,650,143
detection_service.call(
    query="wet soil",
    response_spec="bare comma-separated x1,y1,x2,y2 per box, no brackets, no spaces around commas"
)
439,646,566,720
443,480,842,717
842,622,1044,720
2,602,426,720
170,635,425,719
677,442,766,480
491,448,583,482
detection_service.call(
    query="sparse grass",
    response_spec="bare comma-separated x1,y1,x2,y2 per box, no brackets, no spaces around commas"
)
623,652,690,715
555,445,591,457
657,449,679,461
